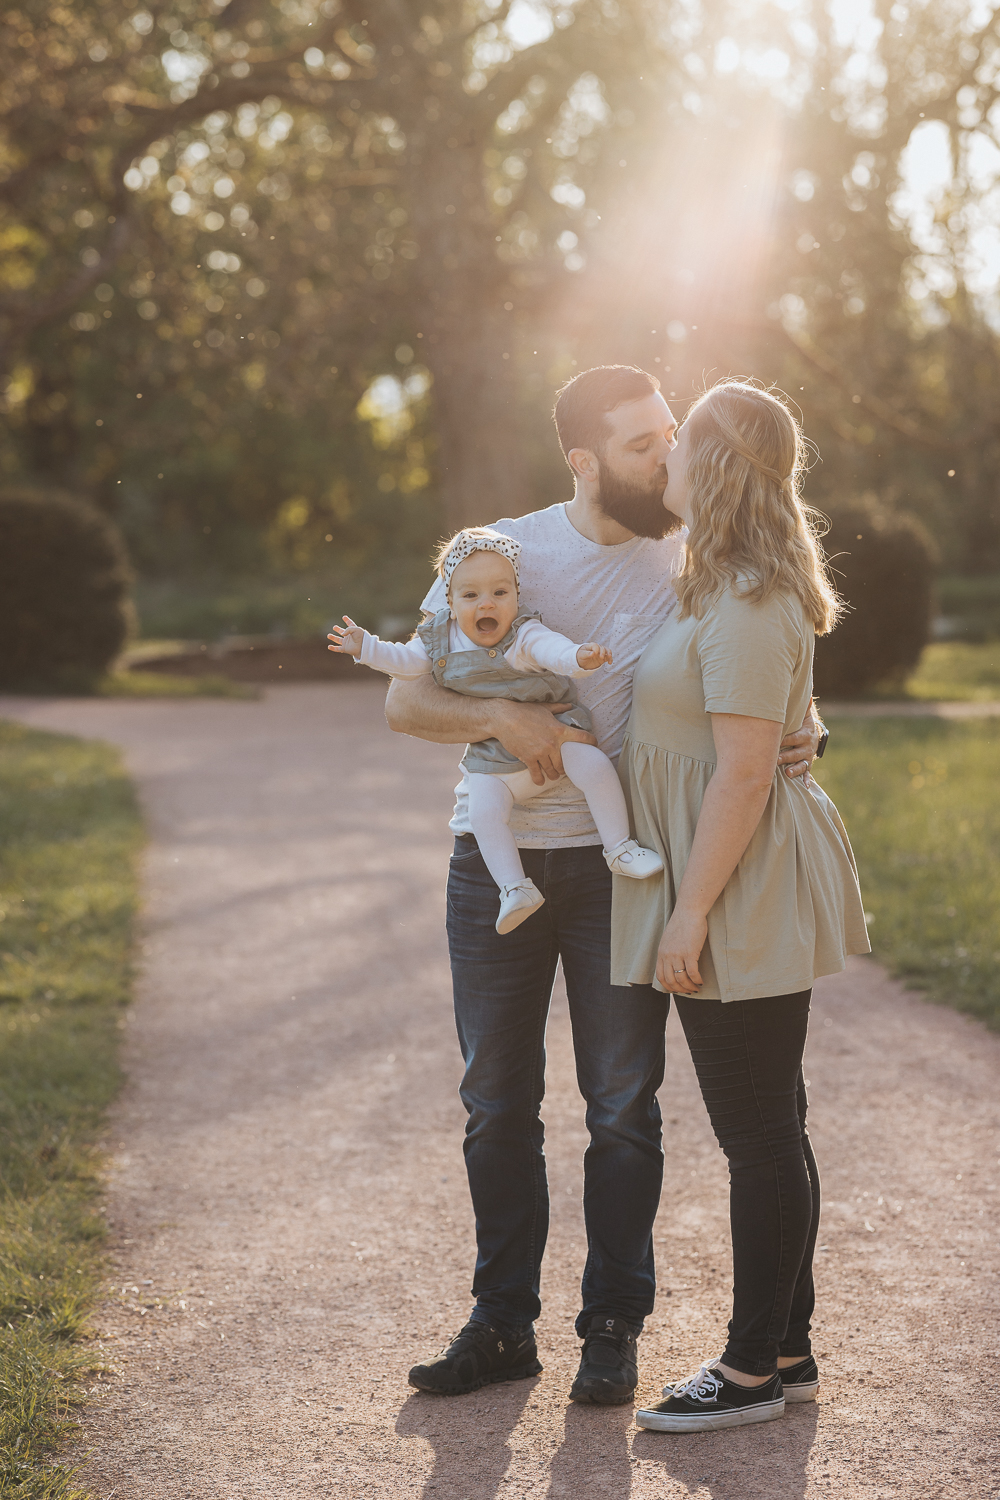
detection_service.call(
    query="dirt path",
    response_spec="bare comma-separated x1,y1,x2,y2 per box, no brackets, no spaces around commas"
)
3,683,998,1500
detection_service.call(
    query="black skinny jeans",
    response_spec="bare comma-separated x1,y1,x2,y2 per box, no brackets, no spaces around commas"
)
672,989,819,1376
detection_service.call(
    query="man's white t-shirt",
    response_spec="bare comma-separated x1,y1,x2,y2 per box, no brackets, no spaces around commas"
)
420,503,686,848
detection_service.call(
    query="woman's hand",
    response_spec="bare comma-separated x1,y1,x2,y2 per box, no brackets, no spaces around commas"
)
655,905,707,995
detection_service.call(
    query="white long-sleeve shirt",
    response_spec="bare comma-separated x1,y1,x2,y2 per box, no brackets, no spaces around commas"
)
357,616,598,680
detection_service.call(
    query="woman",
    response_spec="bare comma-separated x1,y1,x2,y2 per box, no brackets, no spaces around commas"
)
612,380,869,1433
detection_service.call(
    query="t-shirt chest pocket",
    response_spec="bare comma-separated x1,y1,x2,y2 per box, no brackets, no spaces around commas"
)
610,612,671,669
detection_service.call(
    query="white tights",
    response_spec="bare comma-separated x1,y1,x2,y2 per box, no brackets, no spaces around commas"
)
466,742,631,892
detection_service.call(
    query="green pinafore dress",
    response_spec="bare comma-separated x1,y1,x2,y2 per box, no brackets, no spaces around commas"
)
416,606,593,776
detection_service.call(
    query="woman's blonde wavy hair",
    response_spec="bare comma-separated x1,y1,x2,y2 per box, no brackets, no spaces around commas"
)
674,379,842,636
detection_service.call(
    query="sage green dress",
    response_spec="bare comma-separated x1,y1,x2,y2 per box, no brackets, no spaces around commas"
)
611,582,870,1001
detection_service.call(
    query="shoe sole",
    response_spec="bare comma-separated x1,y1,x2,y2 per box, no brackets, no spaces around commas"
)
782,1381,819,1403
569,1383,636,1406
496,898,545,935
408,1358,542,1396
636,1397,785,1433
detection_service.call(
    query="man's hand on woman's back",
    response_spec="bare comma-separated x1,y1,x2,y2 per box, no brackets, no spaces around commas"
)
777,702,824,781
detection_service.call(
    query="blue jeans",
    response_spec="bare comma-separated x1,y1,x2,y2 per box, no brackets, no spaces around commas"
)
446,835,666,1338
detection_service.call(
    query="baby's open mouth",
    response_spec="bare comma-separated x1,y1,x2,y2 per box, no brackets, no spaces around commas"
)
476,617,499,634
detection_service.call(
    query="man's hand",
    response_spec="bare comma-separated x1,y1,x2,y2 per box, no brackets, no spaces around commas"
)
576,642,613,670
492,701,598,785
778,701,823,782
383,676,597,780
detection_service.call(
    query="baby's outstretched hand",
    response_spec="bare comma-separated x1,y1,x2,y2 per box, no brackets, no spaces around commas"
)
328,616,365,656
576,642,613,670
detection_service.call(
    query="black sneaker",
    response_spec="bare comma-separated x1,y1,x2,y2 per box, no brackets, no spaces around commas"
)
569,1316,638,1405
778,1354,819,1403
408,1320,542,1396
637,1360,784,1432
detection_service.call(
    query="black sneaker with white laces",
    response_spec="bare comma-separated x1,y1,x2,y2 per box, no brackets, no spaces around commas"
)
779,1354,819,1403
408,1320,542,1396
637,1360,784,1432
569,1316,638,1405
661,1353,819,1402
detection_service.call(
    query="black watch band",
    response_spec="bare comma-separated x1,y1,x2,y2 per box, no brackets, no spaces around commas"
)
815,727,830,759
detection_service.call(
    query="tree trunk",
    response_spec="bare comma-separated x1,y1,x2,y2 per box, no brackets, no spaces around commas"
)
409,137,537,531
421,311,534,531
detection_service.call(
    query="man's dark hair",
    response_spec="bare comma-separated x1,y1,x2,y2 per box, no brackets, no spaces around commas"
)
553,365,661,463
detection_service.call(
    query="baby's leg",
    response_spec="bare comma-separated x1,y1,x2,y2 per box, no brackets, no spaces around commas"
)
559,742,630,852
466,774,526,890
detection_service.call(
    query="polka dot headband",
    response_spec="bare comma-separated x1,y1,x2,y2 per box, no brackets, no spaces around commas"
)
442,529,521,592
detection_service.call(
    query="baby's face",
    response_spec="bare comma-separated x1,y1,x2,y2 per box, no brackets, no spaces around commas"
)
448,551,519,648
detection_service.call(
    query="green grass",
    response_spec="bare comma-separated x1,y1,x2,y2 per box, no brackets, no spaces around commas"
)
97,670,256,699
815,717,1000,1029
2,670,255,700
133,565,428,643
0,721,143,1498
902,641,1000,702
937,572,1000,641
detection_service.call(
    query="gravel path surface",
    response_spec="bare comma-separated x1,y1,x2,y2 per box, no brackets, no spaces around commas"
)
2,684,998,1500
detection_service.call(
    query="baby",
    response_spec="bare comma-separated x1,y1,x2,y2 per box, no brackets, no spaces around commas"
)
330,528,663,934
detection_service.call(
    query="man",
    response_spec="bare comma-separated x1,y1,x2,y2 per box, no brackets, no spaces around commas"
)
385,366,821,1405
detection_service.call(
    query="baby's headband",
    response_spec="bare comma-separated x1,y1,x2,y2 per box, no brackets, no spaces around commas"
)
442,529,521,591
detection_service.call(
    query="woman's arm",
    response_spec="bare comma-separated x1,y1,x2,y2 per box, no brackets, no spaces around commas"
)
655,712,783,994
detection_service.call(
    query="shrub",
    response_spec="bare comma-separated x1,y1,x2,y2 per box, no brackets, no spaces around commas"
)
813,493,938,698
0,486,134,691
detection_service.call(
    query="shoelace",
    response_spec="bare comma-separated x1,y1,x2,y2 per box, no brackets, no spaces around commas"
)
441,1323,499,1358
672,1359,723,1404
583,1325,632,1358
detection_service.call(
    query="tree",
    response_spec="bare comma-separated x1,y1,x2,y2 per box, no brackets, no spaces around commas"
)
745,0,1000,571
5,1,1000,579
2,1,689,531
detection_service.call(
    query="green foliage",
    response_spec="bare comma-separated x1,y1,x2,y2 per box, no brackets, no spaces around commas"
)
2,0,999,586
904,642,1000,703
0,488,133,691
133,566,429,641
0,719,143,1497
937,575,1000,642
816,718,1000,1030
813,495,938,698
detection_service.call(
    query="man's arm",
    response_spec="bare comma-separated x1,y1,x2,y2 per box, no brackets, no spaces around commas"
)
777,699,823,780
384,675,597,785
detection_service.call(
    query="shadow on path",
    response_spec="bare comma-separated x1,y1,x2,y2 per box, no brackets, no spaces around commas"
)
631,1401,818,1499
396,1378,539,1498
546,1401,634,1498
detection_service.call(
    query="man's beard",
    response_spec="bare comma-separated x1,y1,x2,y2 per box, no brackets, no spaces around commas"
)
596,464,685,539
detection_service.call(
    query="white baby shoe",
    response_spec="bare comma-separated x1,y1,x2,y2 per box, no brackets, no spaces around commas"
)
604,838,664,880
496,879,545,935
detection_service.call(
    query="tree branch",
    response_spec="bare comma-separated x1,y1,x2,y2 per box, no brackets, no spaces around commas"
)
0,213,135,376
780,324,951,450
